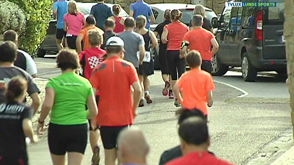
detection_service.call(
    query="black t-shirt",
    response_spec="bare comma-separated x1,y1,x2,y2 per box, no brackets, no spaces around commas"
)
15,51,27,71
101,30,116,50
189,17,212,32
0,103,33,156
154,20,171,49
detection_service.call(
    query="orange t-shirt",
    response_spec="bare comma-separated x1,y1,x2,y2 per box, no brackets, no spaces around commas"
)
183,28,214,61
164,21,188,50
79,26,104,51
176,68,214,115
90,56,139,126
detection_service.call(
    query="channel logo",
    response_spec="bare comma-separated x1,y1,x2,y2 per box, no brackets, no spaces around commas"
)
225,2,277,7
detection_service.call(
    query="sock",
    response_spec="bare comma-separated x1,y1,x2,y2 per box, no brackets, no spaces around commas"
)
145,91,149,95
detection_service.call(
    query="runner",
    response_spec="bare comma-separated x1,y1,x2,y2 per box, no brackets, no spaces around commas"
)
154,9,171,96
76,15,104,54
90,36,142,165
0,77,38,165
161,9,188,107
101,19,116,50
135,15,158,104
37,49,98,165
53,0,68,50
111,4,125,33
189,4,213,33
90,0,113,31
129,0,155,29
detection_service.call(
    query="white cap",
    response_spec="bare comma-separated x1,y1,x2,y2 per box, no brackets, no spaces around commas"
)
106,36,124,47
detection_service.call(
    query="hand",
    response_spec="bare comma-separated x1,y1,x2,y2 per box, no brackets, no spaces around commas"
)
31,135,39,143
139,61,143,65
207,100,213,107
37,123,44,135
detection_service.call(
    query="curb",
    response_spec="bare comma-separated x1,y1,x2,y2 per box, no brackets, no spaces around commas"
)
271,146,294,165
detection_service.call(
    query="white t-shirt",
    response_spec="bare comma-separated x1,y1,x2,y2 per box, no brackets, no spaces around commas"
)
17,50,37,76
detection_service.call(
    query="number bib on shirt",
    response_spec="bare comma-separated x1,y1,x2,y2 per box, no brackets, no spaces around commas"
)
137,51,151,63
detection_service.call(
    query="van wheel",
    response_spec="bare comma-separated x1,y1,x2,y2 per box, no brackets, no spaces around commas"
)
241,52,257,82
37,48,46,57
211,54,228,76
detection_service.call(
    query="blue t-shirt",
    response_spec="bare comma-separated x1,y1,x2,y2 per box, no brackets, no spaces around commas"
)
53,0,68,29
130,1,153,29
90,3,113,31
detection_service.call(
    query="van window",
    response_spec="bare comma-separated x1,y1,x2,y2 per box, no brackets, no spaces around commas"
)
152,9,159,19
268,0,284,20
241,6,255,28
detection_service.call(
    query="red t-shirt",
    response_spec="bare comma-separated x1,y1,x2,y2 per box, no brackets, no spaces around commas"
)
90,56,139,126
176,68,214,115
183,28,214,61
165,152,234,165
164,21,188,50
114,16,124,33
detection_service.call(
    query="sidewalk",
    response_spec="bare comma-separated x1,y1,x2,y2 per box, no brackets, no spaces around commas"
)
271,146,294,165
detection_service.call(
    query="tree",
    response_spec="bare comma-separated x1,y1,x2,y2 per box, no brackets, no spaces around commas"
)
284,0,294,139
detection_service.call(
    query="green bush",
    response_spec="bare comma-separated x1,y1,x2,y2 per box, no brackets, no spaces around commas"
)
9,0,52,55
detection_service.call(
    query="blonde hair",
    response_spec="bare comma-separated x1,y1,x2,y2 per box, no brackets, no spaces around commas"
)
136,15,146,30
170,9,182,21
88,29,103,47
68,1,79,15
193,4,206,17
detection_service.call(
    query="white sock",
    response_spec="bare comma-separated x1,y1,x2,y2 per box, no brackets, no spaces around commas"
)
145,91,149,95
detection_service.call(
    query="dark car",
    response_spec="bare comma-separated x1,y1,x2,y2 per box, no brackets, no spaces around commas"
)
37,2,128,57
211,0,285,81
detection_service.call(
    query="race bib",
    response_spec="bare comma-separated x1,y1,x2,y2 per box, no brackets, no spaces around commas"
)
137,51,151,63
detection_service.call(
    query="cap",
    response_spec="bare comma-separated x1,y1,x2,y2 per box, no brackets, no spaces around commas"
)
106,36,124,47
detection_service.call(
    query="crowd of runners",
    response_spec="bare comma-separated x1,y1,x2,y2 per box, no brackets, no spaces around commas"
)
0,0,236,165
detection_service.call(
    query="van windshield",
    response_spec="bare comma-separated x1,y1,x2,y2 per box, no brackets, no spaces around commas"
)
267,0,284,22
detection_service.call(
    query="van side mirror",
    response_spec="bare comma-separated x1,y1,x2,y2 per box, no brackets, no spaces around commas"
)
211,17,219,28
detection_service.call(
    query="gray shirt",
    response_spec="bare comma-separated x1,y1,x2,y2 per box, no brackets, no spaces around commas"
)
118,31,145,68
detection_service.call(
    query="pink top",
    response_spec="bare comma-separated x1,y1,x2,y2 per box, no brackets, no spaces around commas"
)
63,13,84,36
113,16,124,33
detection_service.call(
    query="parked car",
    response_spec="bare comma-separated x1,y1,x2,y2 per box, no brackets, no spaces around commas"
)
211,0,285,81
149,3,217,69
37,2,128,57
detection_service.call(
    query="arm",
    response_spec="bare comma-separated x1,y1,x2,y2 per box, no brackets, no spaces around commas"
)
37,88,54,134
53,10,57,20
138,44,145,65
86,94,98,119
207,91,213,107
149,31,158,49
30,93,40,115
129,10,134,17
161,27,168,44
76,34,84,54
23,119,38,143
131,81,142,117
63,21,67,32
174,84,183,103
210,37,219,55
150,14,156,24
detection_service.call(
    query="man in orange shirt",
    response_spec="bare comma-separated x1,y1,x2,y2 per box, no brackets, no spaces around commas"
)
181,15,219,74
76,15,104,54
174,50,214,117
90,36,142,165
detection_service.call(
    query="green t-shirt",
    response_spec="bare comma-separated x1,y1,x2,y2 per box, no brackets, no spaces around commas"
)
46,73,94,125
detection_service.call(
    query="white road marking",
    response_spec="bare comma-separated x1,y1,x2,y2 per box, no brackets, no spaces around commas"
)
214,80,249,98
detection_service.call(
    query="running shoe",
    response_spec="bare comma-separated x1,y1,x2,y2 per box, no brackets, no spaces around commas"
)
145,94,153,104
169,90,174,99
139,99,144,107
162,81,170,96
174,99,181,107
91,146,100,165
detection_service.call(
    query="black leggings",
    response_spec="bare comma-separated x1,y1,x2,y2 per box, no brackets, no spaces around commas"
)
166,50,186,80
66,35,77,50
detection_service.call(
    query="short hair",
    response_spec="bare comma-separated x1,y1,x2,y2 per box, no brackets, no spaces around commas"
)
192,15,203,27
177,108,205,125
88,29,103,46
3,30,18,43
136,15,146,29
112,4,121,16
5,77,27,104
164,9,171,21
124,17,135,28
194,4,206,17
170,9,182,21
178,117,209,145
86,15,96,25
56,49,80,71
185,50,202,68
106,46,123,54
104,19,115,28
0,41,17,62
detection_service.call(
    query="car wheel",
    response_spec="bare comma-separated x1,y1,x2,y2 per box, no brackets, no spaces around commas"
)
211,54,228,76
241,52,257,82
37,48,46,57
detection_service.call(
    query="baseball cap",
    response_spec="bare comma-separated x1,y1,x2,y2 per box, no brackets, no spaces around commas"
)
106,36,124,47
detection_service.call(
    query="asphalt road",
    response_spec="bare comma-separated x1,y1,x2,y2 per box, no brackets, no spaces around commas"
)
28,58,292,165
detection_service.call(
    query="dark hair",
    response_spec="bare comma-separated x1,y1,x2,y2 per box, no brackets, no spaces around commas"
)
104,19,115,28
5,77,27,104
178,117,209,145
164,9,171,21
124,17,135,28
106,46,123,54
86,15,96,25
3,30,18,43
186,50,202,68
192,15,203,27
112,4,121,16
177,108,205,125
170,9,182,21
0,41,17,62
56,49,80,71
136,15,146,29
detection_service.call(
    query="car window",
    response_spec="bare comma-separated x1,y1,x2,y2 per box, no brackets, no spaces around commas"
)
268,0,284,21
152,9,159,19
221,6,232,28
241,6,255,28
179,9,193,25
205,10,217,21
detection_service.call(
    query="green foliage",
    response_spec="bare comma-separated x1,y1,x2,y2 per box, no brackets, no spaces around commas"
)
9,0,53,55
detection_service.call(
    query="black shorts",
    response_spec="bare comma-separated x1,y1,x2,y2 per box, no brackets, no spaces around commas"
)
0,154,28,165
66,35,78,50
159,47,169,75
100,125,129,149
166,50,186,80
56,28,66,40
201,60,212,74
48,123,88,155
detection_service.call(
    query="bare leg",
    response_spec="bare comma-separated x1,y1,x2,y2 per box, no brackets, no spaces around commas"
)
138,75,145,107
67,152,83,165
143,76,150,92
104,149,117,165
89,130,100,152
162,74,169,83
50,154,66,165
56,39,63,50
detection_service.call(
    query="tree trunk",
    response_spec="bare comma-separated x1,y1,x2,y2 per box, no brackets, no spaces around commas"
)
284,0,294,139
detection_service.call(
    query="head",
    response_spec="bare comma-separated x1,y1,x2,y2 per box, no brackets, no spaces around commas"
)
88,29,103,47
3,30,18,44
68,1,78,15
124,17,135,29
105,36,125,58
193,4,206,17
0,41,17,63
5,77,27,104
104,19,115,31
192,15,203,27
56,49,80,71
86,15,96,26
118,127,150,164
164,9,171,21
177,108,206,125
136,15,147,30
97,0,104,2
112,4,121,16
170,9,182,22
185,50,202,69
179,117,210,155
